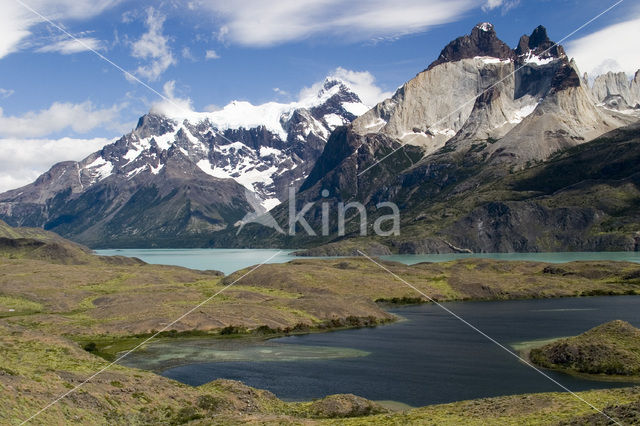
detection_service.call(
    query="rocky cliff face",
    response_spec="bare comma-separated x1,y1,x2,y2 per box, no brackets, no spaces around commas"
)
350,23,525,154
350,23,632,163
587,70,640,115
232,23,640,253
591,72,632,103
633,71,640,107
0,79,369,247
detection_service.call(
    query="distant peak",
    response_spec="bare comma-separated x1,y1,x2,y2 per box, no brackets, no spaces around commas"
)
322,77,348,91
315,77,362,106
134,113,176,139
475,22,494,33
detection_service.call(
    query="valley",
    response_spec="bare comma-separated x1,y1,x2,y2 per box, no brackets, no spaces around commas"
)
2,222,640,424
1,8,640,425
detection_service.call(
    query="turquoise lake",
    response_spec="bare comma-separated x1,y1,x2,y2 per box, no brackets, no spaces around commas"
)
95,248,640,275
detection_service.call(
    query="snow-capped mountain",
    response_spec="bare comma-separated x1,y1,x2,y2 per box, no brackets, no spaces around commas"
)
95,77,367,210
0,78,369,247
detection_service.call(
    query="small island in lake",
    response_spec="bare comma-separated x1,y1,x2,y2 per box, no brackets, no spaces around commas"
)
530,320,640,379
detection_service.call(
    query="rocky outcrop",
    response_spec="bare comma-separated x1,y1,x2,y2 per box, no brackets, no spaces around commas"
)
591,71,633,104
236,20,640,253
514,25,566,62
308,394,387,418
530,320,640,376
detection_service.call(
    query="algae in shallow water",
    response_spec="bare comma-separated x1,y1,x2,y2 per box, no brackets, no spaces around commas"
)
118,338,369,371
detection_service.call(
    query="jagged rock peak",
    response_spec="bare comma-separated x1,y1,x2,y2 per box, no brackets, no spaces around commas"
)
529,25,551,49
515,25,565,60
427,22,514,70
632,70,640,107
590,71,635,105
316,78,363,105
134,113,176,139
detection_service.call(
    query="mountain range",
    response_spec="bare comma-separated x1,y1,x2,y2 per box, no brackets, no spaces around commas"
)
1,23,639,252
0,79,368,247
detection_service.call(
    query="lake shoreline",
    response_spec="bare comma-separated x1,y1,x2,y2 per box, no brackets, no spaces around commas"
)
110,294,640,384
94,291,640,370
155,296,640,407
512,336,640,384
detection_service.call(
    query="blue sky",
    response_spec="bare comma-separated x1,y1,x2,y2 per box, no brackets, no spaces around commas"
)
0,0,639,191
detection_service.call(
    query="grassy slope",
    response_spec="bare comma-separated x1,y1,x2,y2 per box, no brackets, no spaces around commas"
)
1,254,640,355
3,325,640,425
0,219,66,242
0,323,390,425
0,219,146,266
3,229,640,423
531,320,640,377
225,257,640,303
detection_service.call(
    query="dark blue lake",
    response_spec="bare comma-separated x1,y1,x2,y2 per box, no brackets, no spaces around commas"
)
150,296,640,406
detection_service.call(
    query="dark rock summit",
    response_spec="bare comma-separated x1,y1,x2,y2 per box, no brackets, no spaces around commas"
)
427,22,514,70
515,25,566,60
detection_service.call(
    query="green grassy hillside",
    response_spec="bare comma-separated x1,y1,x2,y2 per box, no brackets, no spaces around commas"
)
531,320,640,377
2,224,640,424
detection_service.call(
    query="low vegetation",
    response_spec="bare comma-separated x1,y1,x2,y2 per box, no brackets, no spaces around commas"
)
530,320,640,378
2,226,640,424
3,323,640,425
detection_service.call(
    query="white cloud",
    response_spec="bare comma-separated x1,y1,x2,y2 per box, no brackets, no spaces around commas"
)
36,36,103,54
0,137,112,193
150,80,194,117
130,8,176,81
482,0,519,13
0,89,14,99
482,0,503,10
567,16,640,77
0,0,122,59
152,67,389,117
182,46,196,61
0,101,122,138
205,49,220,60
273,87,289,97
0,2,34,58
198,0,476,46
299,67,392,107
